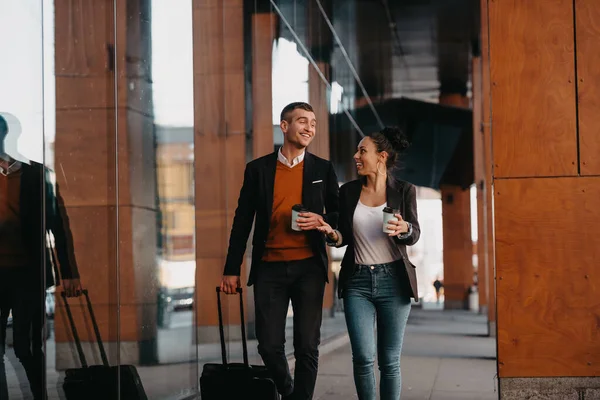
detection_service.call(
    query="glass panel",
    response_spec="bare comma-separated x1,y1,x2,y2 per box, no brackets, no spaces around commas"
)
0,1,57,399
119,0,198,398
0,0,118,398
45,0,120,398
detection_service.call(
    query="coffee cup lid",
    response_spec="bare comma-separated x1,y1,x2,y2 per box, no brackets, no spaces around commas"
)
292,204,308,212
382,207,396,213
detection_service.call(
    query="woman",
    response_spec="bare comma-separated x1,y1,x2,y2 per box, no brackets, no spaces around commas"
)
317,127,420,400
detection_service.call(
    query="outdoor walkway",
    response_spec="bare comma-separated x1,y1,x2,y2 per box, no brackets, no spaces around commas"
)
313,307,499,400
4,305,498,399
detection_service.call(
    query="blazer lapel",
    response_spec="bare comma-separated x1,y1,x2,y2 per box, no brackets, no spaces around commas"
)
386,179,404,215
263,152,277,221
346,180,362,231
302,152,315,208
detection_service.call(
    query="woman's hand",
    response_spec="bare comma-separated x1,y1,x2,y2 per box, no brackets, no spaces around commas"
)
386,213,409,237
316,220,339,242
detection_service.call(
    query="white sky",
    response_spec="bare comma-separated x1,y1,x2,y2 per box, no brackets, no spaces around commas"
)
0,0,54,163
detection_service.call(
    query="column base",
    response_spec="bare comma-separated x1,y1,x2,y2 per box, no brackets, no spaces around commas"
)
488,320,496,337
444,299,468,310
500,377,600,399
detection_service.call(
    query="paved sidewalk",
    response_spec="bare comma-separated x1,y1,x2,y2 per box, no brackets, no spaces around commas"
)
4,306,498,399
312,308,499,400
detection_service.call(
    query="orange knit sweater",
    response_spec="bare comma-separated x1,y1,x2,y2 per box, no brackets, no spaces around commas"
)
262,161,314,262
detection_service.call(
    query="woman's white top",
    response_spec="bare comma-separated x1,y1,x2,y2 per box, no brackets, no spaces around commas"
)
353,201,403,265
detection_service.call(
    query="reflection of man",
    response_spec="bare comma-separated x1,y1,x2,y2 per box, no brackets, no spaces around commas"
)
220,103,339,400
0,114,82,400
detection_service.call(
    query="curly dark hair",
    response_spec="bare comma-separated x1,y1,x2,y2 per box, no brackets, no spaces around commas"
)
368,126,410,171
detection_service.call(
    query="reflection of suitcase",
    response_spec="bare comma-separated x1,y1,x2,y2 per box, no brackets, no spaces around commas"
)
61,290,148,400
200,287,278,400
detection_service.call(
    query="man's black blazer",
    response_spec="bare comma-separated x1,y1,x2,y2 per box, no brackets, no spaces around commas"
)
334,178,421,299
19,162,79,289
223,151,339,285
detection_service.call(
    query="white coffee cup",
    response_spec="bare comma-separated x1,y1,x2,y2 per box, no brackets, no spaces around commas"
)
292,204,307,231
383,207,399,234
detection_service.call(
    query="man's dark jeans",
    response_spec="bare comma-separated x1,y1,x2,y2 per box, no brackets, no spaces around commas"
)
254,257,326,400
0,268,46,400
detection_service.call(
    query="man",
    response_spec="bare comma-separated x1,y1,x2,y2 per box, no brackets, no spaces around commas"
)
0,114,81,400
220,102,339,400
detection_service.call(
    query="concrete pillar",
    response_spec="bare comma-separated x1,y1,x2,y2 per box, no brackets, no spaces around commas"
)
439,92,473,310
193,0,248,342
54,0,158,368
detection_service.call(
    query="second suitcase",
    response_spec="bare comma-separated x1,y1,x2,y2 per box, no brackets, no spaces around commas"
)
61,290,148,400
200,287,278,400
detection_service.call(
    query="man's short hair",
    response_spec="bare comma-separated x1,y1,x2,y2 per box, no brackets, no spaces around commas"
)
280,102,314,122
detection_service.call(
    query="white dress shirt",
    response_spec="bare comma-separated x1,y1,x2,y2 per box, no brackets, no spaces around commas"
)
278,147,305,168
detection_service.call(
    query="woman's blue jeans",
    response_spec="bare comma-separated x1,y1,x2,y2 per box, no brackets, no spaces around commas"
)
343,262,411,400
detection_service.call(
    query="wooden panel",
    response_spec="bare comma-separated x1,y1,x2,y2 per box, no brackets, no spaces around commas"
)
472,56,488,310
308,61,334,310
193,0,248,328
489,0,577,178
575,0,600,174
495,177,600,377
54,0,114,76
309,62,331,159
252,13,276,158
481,0,496,325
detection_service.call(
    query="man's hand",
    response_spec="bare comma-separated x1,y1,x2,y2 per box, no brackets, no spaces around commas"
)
297,212,324,231
220,275,241,294
62,278,83,297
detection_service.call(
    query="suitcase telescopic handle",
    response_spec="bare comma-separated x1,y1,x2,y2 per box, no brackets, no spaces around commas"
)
61,289,110,368
216,287,249,367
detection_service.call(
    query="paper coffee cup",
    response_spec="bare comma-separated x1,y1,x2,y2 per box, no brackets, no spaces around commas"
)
383,207,399,233
292,204,307,231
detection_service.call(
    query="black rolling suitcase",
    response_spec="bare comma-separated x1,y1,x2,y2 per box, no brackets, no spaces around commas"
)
60,290,148,400
200,287,278,400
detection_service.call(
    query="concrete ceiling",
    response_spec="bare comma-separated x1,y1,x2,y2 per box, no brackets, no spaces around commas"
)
271,0,478,104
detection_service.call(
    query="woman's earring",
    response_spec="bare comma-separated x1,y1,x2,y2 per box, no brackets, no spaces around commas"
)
376,162,386,176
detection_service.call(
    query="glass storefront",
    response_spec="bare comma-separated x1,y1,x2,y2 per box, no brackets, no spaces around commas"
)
0,1,356,398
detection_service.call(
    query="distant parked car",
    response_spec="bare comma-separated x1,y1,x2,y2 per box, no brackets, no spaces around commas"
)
157,258,196,329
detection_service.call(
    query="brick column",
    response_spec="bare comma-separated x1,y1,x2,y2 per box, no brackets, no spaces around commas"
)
193,0,248,342
54,0,158,369
439,92,473,310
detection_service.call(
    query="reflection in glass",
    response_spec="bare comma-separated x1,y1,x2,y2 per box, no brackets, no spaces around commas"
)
0,1,67,398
